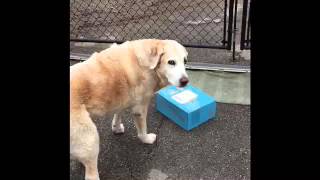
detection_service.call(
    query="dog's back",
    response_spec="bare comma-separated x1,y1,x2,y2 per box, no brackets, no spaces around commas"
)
70,42,145,117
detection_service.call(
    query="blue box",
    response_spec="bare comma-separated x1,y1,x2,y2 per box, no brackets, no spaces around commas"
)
156,85,216,131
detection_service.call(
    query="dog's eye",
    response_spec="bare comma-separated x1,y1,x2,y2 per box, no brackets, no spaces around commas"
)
184,58,187,64
168,60,176,65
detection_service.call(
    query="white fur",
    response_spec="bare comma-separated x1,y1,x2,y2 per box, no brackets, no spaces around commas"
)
112,113,125,134
112,123,124,134
138,133,157,144
166,61,188,86
163,40,189,87
110,43,118,48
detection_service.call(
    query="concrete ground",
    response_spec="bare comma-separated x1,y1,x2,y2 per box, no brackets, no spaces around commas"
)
70,60,250,179
187,70,250,105
70,99,250,180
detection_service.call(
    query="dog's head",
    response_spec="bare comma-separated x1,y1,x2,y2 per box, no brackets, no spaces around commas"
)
133,39,189,88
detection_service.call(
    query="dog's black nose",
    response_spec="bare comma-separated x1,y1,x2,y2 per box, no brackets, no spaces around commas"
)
179,76,189,87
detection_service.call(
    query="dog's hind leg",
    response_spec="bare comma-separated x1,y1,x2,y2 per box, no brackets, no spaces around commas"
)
82,152,100,180
70,108,100,180
112,112,125,135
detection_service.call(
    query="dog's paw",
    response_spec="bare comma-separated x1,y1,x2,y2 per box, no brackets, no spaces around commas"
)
112,123,125,135
85,175,100,180
138,133,157,144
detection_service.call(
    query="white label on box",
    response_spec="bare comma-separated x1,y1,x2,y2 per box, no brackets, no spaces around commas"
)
171,90,198,104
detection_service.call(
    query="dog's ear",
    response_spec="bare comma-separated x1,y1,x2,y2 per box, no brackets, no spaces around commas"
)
134,40,164,69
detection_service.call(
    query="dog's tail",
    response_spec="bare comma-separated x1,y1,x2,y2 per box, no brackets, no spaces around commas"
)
110,43,118,48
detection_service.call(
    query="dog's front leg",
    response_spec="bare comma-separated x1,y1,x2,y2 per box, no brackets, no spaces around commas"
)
112,112,125,135
132,101,157,144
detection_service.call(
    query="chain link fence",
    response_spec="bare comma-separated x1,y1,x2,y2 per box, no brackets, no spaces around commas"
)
70,0,232,48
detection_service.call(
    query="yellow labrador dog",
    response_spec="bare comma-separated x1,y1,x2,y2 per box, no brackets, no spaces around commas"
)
70,39,189,180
